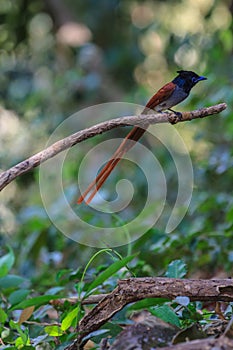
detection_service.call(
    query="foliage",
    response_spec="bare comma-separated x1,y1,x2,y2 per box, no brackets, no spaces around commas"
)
0,247,133,348
1,251,231,348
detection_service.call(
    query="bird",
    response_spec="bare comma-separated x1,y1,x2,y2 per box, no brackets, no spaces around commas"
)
77,70,207,204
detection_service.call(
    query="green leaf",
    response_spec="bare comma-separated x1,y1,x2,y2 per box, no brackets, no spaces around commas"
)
0,275,26,289
45,286,64,295
0,247,15,277
10,295,62,310
56,268,73,283
128,298,169,311
9,319,19,329
150,305,181,327
61,305,80,331
10,321,29,345
82,329,110,342
45,325,63,336
85,254,136,296
165,260,187,278
0,308,7,324
15,334,30,347
9,290,30,306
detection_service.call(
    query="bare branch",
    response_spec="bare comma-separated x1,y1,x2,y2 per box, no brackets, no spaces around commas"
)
50,294,106,307
65,277,233,349
0,103,227,192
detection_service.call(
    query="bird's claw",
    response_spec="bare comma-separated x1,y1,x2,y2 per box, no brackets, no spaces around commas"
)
168,110,182,124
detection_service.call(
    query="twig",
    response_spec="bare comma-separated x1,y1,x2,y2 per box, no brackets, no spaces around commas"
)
64,277,233,349
0,103,226,192
50,294,107,306
25,321,61,327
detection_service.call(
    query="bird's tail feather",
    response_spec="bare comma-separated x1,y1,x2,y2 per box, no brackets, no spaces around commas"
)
77,125,147,204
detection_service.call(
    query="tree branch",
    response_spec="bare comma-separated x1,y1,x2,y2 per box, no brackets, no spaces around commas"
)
50,294,106,307
65,277,233,349
0,103,226,192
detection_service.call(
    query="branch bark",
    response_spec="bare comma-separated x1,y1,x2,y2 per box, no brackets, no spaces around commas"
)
65,277,233,349
154,336,233,350
0,103,227,192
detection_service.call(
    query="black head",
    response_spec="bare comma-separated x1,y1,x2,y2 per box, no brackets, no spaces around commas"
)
173,70,207,93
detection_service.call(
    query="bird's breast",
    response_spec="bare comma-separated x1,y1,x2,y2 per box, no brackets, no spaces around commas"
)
154,86,188,111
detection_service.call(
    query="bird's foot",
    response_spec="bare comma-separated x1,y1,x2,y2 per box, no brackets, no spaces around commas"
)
168,109,182,125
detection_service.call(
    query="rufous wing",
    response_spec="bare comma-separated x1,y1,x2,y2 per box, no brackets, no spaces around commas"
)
145,81,176,110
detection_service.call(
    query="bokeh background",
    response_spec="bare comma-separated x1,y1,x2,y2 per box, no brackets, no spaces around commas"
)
1,0,233,281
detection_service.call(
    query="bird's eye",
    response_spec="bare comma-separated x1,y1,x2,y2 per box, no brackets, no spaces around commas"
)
192,77,196,83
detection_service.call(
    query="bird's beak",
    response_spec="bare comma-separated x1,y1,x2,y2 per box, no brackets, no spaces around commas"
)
197,76,207,81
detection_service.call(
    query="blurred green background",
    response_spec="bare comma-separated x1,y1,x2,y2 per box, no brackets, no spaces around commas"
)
1,0,233,281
